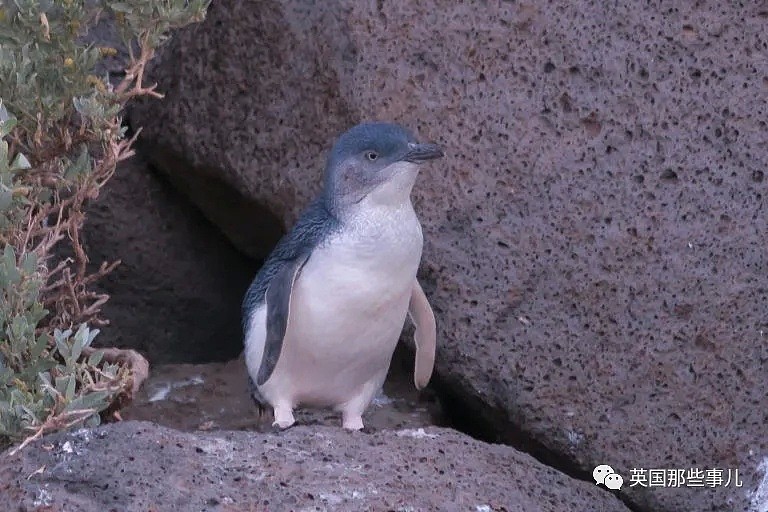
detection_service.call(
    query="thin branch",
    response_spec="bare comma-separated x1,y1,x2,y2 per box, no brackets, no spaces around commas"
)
8,407,96,457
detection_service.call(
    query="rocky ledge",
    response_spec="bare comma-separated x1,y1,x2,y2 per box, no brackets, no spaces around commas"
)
0,421,630,512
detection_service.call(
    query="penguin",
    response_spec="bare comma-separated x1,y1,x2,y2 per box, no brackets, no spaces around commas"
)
243,122,442,430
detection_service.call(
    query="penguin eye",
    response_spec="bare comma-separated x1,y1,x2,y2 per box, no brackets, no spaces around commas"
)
365,151,379,161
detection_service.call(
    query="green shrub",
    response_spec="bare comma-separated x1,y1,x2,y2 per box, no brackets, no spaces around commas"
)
0,0,208,451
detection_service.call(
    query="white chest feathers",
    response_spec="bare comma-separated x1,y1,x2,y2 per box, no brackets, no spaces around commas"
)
251,200,424,414
313,200,424,297
293,200,423,348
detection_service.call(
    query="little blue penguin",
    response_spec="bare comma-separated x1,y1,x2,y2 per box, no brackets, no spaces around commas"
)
242,122,443,430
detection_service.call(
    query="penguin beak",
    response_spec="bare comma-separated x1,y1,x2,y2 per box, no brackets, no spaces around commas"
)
403,142,444,163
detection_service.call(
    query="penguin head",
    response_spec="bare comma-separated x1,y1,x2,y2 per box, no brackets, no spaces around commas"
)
323,122,443,213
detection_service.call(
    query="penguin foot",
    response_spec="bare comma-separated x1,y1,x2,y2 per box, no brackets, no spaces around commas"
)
269,422,294,434
341,415,364,431
271,419,296,430
272,405,295,430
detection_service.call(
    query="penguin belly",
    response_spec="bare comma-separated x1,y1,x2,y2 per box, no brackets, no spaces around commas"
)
246,206,423,416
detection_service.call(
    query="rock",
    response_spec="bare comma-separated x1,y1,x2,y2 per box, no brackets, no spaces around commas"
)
83,154,256,363
130,2,768,510
0,421,631,512
130,0,356,259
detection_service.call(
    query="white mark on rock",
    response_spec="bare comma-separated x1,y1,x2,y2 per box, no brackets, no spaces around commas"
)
397,428,438,439
371,392,395,407
319,492,343,505
566,429,584,446
196,437,234,459
319,488,366,504
60,441,73,454
148,384,171,402
749,458,768,512
147,375,205,402
70,428,92,443
247,471,267,483
476,506,492,512
33,487,52,507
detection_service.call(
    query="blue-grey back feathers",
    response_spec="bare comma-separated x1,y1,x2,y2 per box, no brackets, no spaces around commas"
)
241,197,339,334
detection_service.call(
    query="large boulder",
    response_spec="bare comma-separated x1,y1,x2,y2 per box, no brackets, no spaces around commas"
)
130,2,768,510
130,0,357,258
0,421,632,512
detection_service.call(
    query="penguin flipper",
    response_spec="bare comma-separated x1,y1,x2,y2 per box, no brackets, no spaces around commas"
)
256,253,311,386
408,279,436,390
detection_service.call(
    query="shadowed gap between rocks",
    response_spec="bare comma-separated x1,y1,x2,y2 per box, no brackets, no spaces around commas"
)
434,375,645,512
132,139,287,264
83,128,268,363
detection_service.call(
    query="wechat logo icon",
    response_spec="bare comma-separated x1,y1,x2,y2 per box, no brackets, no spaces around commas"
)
593,464,624,490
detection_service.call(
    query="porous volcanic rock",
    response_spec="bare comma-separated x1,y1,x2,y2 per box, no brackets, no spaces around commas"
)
0,421,632,512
